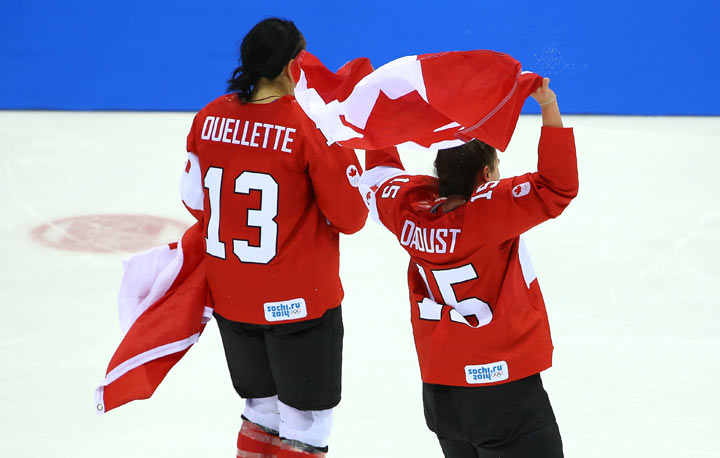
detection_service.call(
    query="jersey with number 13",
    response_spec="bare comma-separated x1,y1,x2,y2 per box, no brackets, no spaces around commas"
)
360,127,578,387
181,94,368,324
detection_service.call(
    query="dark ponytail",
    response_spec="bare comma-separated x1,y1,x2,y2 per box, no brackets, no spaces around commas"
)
227,18,305,103
434,140,497,199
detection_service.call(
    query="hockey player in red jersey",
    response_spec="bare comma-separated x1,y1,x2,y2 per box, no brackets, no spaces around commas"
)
180,18,368,458
360,78,578,457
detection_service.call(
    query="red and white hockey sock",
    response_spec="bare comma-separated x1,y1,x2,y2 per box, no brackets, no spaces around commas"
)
277,440,327,458
236,420,283,458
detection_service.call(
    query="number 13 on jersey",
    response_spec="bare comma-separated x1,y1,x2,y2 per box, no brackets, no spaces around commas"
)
203,167,279,264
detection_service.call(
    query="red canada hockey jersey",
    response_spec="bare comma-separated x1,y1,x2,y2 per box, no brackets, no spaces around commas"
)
360,127,578,387
183,94,368,324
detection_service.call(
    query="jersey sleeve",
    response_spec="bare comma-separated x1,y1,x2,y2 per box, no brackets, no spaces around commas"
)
305,134,369,234
464,126,578,241
179,114,204,222
359,147,411,232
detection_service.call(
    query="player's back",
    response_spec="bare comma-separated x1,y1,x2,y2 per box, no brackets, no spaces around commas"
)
370,173,556,385
186,94,367,324
375,173,515,317
362,127,577,385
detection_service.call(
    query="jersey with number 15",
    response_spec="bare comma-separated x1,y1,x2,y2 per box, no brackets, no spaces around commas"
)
181,94,368,324
360,127,578,387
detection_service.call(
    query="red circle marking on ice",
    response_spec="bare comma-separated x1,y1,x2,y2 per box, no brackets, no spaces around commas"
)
30,214,188,253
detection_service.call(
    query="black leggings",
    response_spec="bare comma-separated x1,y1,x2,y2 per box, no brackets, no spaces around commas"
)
424,374,563,458
438,422,563,458
214,306,343,411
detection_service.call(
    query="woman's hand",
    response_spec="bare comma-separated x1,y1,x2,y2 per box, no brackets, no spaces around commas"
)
531,77,563,128
531,77,556,106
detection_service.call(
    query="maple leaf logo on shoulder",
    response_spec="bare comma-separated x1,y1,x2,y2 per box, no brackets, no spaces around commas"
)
346,165,360,187
512,182,531,198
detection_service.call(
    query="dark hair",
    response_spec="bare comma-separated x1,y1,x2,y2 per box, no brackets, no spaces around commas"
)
434,140,497,199
227,18,305,103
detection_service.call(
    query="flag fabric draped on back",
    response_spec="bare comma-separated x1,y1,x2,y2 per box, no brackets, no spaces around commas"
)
291,50,542,152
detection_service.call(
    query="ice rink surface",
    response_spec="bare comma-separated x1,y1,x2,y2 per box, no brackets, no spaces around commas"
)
1,111,719,457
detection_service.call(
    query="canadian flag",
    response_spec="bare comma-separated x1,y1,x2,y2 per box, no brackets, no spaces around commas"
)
291,50,542,152
94,222,211,414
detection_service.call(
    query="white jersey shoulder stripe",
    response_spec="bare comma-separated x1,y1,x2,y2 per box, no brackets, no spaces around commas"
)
358,166,407,230
180,152,204,211
518,237,537,288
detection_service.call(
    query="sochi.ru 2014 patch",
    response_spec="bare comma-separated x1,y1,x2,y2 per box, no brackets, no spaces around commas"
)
263,298,308,322
465,361,509,384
